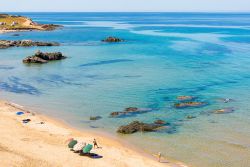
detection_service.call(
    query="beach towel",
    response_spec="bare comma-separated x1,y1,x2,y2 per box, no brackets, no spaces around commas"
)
16,111,24,115
68,140,77,148
73,142,86,152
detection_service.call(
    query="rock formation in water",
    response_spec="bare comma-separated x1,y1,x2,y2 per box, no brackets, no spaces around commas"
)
117,121,163,134
174,101,206,108
177,95,195,101
0,40,59,49
89,116,102,120
23,51,66,64
102,37,124,42
110,107,152,118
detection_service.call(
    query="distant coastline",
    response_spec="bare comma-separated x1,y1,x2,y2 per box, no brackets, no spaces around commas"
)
0,13,61,33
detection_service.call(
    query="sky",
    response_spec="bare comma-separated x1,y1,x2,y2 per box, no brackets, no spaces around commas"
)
1,0,250,12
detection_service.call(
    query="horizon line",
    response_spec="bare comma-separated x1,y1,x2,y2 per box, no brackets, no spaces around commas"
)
1,11,250,13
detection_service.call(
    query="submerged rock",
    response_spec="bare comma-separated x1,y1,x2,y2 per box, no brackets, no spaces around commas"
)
90,116,102,120
174,101,206,108
117,121,162,134
0,40,59,49
154,119,167,125
177,95,195,101
102,37,124,42
125,107,138,112
110,107,152,118
213,107,235,114
23,51,66,64
110,112,121,117
186,115,196,119
12,34,20,36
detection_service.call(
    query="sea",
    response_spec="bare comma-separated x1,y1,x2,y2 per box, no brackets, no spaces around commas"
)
0,12,250,167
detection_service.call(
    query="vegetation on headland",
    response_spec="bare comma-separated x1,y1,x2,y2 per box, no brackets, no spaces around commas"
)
0,14,61,32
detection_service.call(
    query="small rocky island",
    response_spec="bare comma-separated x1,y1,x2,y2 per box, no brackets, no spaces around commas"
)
102,36,125,42
23,51,66,64
0,14,61,33
0,40,59,49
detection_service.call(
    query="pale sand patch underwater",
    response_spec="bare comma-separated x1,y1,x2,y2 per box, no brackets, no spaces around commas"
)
0,100,187,167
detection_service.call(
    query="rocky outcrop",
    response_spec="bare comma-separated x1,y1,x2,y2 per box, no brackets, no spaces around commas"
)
177,95,195,101
174,102,206,108
102,37,124,42
117,121,163,134
23,51,66,64
40,24,61,31
0,40,59,49
110,107,152,118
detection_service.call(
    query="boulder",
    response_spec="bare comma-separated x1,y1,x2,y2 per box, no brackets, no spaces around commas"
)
102,37,124,42
117,121,162,134
23,51,66,64
174,102,206,108
23,56,48,63
33,51,66,60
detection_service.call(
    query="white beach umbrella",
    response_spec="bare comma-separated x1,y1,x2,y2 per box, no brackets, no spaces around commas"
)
73,142,86,152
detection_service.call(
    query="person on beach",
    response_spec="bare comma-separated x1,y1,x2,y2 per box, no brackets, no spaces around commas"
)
158,152,162,162
93,138,99,149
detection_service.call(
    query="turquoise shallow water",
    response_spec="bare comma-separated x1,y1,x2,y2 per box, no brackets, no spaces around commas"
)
1,13,250,167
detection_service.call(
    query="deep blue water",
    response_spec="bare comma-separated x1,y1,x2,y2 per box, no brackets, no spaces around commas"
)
1,13,250,167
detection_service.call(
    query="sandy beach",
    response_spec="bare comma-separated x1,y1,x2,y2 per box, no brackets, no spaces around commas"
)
0,100,187,167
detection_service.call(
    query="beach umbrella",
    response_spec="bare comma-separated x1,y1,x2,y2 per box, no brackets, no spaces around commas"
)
83,144,93,154
73,142,86,152
68,139,78,148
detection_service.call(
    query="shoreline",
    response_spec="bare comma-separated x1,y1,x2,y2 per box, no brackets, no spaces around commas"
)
0,99,187,167
0,29,23,34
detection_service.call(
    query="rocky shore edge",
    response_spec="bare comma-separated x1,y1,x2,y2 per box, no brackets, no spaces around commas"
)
0,40,59,49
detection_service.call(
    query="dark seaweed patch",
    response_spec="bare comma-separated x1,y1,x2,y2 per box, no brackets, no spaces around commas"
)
0,65,14,70
79,59,133,67
34,74,82,86
0,77,40,95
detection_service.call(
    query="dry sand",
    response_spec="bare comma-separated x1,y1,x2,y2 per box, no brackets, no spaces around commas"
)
0,100,188,167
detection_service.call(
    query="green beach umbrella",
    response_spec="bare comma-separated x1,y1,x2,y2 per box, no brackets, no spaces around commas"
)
83,144,93,153
68,140,78,148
